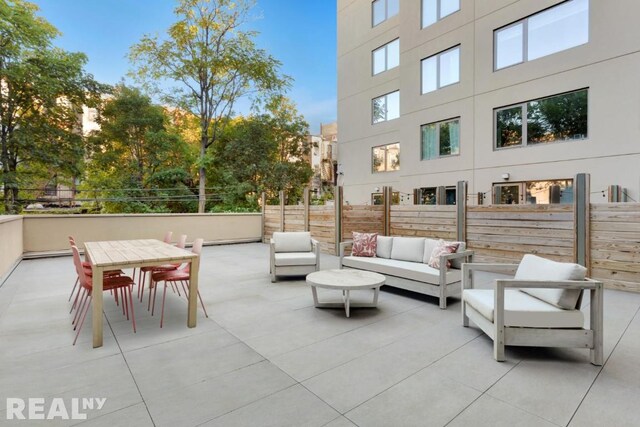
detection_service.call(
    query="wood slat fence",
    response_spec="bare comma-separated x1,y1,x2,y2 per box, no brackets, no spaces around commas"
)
262,186,640,292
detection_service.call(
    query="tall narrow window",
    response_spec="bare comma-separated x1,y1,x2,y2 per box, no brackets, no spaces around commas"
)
372,91,400,124
372,39,400,75
422,0,460,28
421,118,460,160
372,143,400,173
495,89,588,149
372,0,399,27
494,0,588,70
421,46,460,94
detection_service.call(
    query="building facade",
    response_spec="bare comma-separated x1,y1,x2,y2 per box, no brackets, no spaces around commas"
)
337,0,640,205
309,122,339,196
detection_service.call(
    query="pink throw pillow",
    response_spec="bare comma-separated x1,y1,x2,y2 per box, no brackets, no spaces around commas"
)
352,232,378,257
428,240,460,269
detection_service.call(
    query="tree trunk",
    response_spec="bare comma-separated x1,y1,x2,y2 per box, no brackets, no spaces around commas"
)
1,129,15,214
198,138,207,213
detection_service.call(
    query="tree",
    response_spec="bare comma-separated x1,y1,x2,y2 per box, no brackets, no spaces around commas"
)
212,95,313,208
85,85,195,213
130,0,290,213
0,0,104,213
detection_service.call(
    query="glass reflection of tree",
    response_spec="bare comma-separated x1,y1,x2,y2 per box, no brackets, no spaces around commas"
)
372,97,387,123
496,107,523,147
528,90,588,144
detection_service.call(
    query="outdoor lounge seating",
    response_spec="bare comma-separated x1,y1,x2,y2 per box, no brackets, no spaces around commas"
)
269,231,320,282
340,236,474,309
461,254,604,365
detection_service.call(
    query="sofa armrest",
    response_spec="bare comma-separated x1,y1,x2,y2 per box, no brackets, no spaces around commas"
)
339,241,353,267
495,277,602,291
311,239,320,270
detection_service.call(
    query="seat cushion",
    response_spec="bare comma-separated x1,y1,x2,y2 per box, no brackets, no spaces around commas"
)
515,254,586,309
274,252,317,267
463,289,584,328
342,256,461,285
273,232,311,253
391,237,425,263
376,236,393,259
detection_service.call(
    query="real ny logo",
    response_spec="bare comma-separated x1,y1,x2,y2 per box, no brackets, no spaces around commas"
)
6,398,107,420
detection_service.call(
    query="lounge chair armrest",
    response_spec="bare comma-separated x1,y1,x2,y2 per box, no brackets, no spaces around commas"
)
495,278,603,291
462,263,519,275
441,250,474,261
311,238,319,249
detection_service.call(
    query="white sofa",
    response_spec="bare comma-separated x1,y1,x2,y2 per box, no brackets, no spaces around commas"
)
461,255,604,365
270,232,320,282
340,236,474,309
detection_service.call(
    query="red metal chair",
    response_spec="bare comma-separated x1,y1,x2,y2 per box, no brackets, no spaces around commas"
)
70,246,136,345
68,236,123,304
140,234,187,305
150,238,208,327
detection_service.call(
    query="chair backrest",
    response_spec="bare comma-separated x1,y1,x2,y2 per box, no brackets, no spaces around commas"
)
191,238,204,255
69,236,76,246
163,231,173,244
177,234,187,249
71,245,89,288
272,232,311,253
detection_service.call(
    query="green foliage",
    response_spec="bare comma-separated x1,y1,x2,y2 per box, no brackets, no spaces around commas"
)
129,0,291,212
84,85,196,213
0,0,106,213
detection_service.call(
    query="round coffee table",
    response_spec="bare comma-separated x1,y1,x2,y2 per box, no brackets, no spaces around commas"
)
306,269,385,317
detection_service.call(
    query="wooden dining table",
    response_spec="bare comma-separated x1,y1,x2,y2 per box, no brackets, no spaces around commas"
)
84,239,200,348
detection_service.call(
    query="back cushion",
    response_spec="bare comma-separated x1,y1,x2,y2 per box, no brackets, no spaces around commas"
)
391,237,426,263
376,236,393,259
273,232,311,253
422,239,440,264
515,254,586,309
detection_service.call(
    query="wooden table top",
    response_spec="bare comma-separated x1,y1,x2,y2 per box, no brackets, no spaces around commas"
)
84,239,197,268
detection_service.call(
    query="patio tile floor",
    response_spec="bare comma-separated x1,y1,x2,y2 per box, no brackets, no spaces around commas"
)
0,242,639,426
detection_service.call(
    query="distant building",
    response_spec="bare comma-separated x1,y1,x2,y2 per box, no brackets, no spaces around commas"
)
338,0,640,205
309,122,338,197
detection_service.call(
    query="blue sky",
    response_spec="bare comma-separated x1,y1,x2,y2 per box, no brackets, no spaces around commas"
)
32,0,337,134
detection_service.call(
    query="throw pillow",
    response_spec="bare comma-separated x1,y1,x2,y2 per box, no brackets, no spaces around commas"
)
352,232,378,257
428,239,460,269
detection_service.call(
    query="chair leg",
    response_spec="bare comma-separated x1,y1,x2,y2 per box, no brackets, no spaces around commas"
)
128,285,136,333
73,293,92,345
123,287,129,320
73,289,88,325
148,278,154,311
462,301,469,327
160,282,168,328
69,277,79,301
197,290,208,318
151,281,159,316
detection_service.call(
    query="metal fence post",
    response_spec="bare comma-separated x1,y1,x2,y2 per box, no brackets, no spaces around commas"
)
261,192,267,243
303,187,310,232
383,186,392,236
574,173,591,273
456,181,467,242
279,190,285,232
334,186,343,255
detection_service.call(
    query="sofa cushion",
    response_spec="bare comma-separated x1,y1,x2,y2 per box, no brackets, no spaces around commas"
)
274,252,317,267
273,232,311,253
515,254,586,309
376,236,393,259
391,237,425,263
463,289,584,328
342,256,461,285
352,232,377,257
450,241,467,270
428,240,459,269
422,238,440,264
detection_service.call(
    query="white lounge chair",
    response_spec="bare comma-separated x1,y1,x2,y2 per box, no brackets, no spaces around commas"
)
270,232,320,282
461,254,603,365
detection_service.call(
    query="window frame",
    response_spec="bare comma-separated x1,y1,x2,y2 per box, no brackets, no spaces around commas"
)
372,0,399,27
371,90,400,124
420,117,461,160
493,88,589,150
372,38,400,76
492,179,574,205
421,0,461,29
371,142,400,173
420,45,461,95
493,0,589,71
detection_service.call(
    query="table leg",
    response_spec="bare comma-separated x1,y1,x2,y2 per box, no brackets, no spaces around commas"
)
92,265,104,348
312,286,319,306
373,287,379,305
345,290,350,318
187,255,200,328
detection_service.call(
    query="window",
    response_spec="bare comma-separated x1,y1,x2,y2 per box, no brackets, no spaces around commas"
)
372,143,400,173
421,46,460,94
372,91,400,124
372,0,399,27
422,0,460,28
373,39,400,75
372,192,400,205
421,118,460,160
417,186,456,205
493,180,573,204
494,0,588,70
495,89,588,149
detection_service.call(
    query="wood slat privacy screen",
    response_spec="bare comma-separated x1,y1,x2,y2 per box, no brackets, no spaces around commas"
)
390,205,457,241
590,203,640,292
